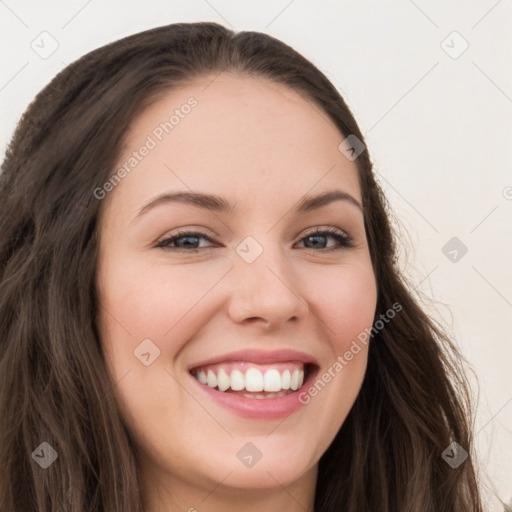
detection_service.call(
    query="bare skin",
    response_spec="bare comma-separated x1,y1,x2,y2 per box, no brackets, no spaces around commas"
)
95,72,377,512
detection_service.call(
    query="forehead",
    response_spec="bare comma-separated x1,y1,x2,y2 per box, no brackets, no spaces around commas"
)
106,72,361,217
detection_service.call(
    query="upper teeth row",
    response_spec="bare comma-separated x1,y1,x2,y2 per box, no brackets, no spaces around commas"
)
194,368,305,393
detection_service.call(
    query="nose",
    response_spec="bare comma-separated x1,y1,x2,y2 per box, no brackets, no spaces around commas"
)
226,245,309,329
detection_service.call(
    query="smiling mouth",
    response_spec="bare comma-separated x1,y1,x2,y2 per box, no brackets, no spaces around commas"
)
190,361,316,399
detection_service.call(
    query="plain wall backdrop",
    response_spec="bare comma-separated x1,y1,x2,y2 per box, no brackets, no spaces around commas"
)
1,0,511,509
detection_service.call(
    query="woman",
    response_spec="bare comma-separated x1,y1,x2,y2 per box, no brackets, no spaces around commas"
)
0,21,484,511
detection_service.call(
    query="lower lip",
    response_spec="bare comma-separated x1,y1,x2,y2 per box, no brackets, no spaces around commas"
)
189,371,316,420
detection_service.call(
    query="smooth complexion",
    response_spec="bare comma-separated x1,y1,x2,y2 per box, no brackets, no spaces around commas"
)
95,73,378,512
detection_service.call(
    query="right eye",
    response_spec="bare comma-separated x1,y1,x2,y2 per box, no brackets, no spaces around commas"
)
155,230,217,253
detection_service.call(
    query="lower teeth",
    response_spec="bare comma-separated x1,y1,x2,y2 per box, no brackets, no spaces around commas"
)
244,391,285,399
224,389,292,399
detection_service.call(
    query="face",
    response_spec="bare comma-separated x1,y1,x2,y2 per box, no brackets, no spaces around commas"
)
95,73,377,508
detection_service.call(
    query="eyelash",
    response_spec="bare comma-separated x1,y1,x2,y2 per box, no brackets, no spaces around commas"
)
155,227,354,254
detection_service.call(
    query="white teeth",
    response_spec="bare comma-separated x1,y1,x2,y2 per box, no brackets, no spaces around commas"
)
263,369,282,392
193,364,308,394
281,369,291,389
217,369,230,391
245,368,264,392
290,369,300,390
206,369,217,388
230,369,245,391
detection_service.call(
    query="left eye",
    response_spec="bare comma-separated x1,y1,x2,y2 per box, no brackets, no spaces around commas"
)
156,228,354,253
296,228,354,251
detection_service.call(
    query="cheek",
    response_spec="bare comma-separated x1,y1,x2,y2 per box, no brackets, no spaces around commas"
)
98,256,224,340
95,255,232,392
308,264,377,350
276,264,377,465
95,257,213,452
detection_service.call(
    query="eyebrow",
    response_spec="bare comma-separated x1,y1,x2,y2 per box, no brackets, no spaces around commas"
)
134,189,363,221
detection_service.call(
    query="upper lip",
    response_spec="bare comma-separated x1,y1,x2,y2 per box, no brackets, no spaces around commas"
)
188,349,319,371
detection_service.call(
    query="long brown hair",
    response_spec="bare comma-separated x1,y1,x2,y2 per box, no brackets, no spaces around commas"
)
0,21,483,511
